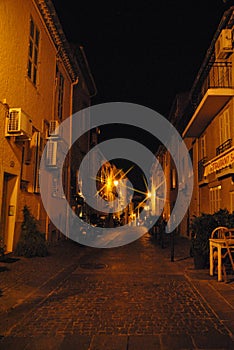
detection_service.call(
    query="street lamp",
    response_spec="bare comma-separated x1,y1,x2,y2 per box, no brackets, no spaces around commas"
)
113,180,119,187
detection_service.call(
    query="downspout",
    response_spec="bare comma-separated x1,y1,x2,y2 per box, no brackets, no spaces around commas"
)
0,101,9,216
66,77,79,239
195,139,200,216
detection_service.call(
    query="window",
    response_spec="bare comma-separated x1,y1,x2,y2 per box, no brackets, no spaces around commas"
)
27,17,40,85
20,130,41,193
23,140,32,165
33,131,41,193
219,109,230,145
43,119,50,140
209,186,221,213
56,65,64,120
199,134,206,160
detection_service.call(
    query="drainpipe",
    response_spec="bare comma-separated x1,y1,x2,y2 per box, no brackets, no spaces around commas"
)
66,77,79,239
195,139,200,216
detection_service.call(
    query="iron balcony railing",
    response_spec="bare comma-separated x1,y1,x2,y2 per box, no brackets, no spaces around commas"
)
198,157,208,182
216,138,232,156
192,61,233,109
178,62,233,135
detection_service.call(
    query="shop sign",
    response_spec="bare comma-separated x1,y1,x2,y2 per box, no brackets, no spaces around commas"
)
204,149,234,176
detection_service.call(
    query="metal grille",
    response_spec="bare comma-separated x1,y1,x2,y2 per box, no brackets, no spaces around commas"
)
8,110,19,132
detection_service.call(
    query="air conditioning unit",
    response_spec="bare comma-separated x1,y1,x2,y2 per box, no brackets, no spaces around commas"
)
49,120,59,137
215,29,233,60
46,140,58,167
5,108,32,138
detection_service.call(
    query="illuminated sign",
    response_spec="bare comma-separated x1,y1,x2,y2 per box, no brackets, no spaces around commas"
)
204,148,234,176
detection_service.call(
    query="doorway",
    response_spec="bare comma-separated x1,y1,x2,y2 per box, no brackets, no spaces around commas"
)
1,173,18,252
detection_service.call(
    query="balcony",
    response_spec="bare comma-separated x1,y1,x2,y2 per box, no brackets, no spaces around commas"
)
216,138,232,156
183,62,234,138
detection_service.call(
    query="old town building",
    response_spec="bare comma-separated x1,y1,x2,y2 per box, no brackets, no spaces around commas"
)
153,6,234,238
0,0,96,252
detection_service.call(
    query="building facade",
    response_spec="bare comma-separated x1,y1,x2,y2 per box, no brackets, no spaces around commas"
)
69,45,97,222
152,7,234,238
0,0,95,251
183,7,234,235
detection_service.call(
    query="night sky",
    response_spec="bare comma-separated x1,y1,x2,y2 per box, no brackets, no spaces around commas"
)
54,0,231,115
53,0,233,192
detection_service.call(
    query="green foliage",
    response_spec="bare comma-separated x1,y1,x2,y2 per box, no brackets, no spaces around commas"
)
15,205,48,258
0,236,6,257
212,208,234,228
190,209,234,257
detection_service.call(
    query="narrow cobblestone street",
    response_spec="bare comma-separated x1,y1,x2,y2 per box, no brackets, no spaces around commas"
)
0,233,234,349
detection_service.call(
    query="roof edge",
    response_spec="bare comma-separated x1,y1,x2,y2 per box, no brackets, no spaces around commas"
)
35,0,79,82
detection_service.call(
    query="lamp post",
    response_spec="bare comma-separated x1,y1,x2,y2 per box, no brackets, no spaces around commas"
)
106,176,119,228
170,230,175,262
170,215,175,262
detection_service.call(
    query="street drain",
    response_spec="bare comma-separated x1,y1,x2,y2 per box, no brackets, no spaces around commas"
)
80,262,107,270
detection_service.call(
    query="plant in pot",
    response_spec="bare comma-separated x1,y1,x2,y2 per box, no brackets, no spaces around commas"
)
190,209,234,269
0,236,6,260
190,213,217,269
15,205,48,258
212,208,234,228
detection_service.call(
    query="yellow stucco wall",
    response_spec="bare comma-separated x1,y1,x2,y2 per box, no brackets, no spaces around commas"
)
0,0,75,251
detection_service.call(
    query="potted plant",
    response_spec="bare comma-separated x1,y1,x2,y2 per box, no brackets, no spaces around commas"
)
190,213,217,269
190,209,234,269
213,208,234,228
0,236,6,260
15,205,48,258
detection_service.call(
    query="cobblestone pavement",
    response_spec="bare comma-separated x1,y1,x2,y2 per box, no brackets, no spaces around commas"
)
0,233,234,349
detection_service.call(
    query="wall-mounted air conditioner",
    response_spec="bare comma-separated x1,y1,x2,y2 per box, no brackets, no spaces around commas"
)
46,139,58,167
49,120,59,137
5,108,32,138
215,29,233,60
